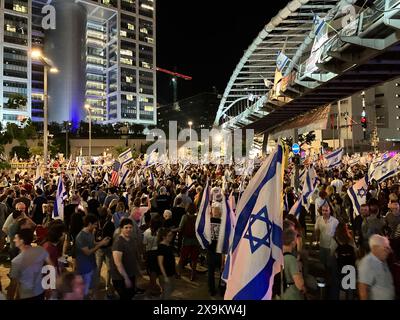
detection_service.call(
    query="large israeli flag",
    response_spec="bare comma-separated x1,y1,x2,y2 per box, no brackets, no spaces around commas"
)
324,148,344,169
195,181,212,249
347,176,369,216
216,194,233,255
369,156,399,183
224,145,284,300
53,176,68,220
118,148,133,168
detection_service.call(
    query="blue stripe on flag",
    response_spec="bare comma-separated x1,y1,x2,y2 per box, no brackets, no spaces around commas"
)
223,197,232,254
232,257,276,300
196,183,210,249
231,147,283,253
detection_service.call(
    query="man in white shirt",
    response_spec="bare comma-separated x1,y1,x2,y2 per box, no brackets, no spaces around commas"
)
331,178,344,194
358,235,395,300
314,202,339,269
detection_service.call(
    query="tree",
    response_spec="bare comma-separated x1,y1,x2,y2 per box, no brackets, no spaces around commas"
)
4,93,27,110
299,131,316,147
10,146,30,160
112,145,128,158
29,146,43,157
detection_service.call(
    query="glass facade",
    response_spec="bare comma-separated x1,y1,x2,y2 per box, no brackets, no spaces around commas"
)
0,0,156,125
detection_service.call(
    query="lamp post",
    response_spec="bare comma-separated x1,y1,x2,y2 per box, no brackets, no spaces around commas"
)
85,104,92,169
65,122,72,159
188,121,193,141
31,49,58,170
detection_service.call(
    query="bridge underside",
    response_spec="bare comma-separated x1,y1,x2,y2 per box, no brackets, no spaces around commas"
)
247,44,400,134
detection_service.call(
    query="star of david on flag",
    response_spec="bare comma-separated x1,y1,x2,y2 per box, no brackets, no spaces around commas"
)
347,176,368,216
369,156,399,183
224,144,284,300
243,207,273,253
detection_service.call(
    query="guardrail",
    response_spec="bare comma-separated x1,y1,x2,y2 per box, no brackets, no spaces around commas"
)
298,0,400,81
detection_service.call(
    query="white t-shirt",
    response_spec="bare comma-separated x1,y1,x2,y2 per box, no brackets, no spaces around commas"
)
143,228,158,252
315,197,326,217
315,215,339,249
331,179,344,193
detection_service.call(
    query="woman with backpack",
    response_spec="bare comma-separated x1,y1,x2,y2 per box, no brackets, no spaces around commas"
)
177,203,200,281
329,222,356,300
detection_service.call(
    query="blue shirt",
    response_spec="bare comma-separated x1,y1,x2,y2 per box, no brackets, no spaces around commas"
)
75,230,96,275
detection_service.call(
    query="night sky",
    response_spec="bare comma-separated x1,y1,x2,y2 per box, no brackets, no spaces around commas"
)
156,1,282,105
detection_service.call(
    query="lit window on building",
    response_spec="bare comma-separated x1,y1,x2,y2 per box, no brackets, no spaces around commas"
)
6,24,16,32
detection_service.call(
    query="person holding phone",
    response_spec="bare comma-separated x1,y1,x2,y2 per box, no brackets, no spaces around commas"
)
75,215,110,299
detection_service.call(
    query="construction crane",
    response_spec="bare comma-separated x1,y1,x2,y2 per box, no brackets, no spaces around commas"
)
156,67,192,109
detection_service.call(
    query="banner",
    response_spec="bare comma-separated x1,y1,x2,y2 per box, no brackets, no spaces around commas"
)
305,14,329,74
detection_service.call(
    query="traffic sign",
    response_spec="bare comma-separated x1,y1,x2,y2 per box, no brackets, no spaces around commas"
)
292,143,300,155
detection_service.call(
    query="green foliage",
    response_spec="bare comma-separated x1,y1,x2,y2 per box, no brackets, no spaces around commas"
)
112,145,128,158
299,131,316,147
4,93,27,110
0,162,11,170
281,131,316,151
10,146,30,160
29,146,43,156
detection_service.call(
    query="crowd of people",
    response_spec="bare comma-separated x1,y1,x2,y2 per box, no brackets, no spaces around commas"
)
280,161,400,300
0,150,399,300
0,160,250,300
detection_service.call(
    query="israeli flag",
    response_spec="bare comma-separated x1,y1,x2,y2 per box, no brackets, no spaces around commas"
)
53,176,68,220
134,171,141,188
299,168,306,185
145,150,158,167
289,200,302,219
224,145,284,300
216,194,233,255
301,166,319,211
313,13,326,35
103,172,110,185
118,148,133,168
119,166,131,186
369,156,399,183
348,155,360,167
76,160,84,177
347,176,369,216
34,166,44,191
195,181,212,249
324,148,344,169
276,51,290,72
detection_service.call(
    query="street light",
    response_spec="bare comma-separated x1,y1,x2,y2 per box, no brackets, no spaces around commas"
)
188,121,193,141
31,49,58,170
85,104,92,168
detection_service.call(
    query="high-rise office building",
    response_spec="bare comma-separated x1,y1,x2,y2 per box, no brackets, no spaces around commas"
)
0,0,157,128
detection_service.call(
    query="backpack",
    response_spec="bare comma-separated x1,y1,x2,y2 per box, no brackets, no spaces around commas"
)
182,215,196,238
336,243,356,275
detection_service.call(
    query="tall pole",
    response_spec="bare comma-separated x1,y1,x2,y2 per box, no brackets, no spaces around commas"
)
338,100,342,150
43,66,48,171
65,124,69,159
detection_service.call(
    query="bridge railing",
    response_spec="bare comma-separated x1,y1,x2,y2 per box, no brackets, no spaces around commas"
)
298,0,400,82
